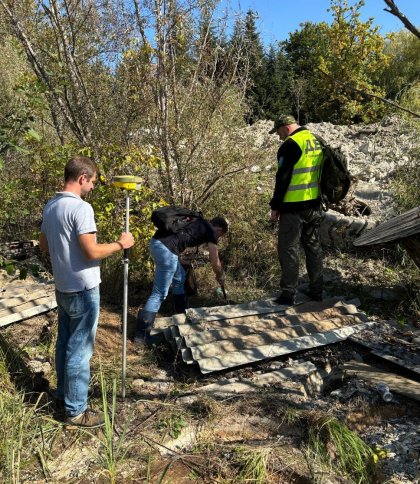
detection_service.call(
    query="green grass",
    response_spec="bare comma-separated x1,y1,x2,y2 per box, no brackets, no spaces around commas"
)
306,414,375,484
88,363,134,483
233,446,271,483
0,349,61,482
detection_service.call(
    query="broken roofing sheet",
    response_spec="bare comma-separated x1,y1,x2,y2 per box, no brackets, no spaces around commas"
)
0,280,56,328
153,296,376,374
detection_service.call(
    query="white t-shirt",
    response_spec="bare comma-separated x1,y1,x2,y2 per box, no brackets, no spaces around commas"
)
41,192,101,292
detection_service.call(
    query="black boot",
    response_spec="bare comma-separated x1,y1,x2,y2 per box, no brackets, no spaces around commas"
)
134,310,157,346
173,293,189,314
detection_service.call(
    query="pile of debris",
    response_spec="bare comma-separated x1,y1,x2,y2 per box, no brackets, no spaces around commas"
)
245,116,419,249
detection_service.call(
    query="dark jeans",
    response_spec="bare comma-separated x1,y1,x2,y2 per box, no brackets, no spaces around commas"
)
277,208,324,297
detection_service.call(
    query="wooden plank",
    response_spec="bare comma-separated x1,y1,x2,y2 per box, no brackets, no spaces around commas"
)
353,206,420,246
196,322,376,374
350,334,420,378
0,296,57,327
370,351,420,377
341,360,420,402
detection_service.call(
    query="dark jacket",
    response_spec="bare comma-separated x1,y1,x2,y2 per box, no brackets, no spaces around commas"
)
153,219,217,255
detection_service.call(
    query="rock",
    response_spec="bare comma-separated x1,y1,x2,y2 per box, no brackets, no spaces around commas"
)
176,395,199,405
27,358,52,376
359,142,371,154
131,379,145,392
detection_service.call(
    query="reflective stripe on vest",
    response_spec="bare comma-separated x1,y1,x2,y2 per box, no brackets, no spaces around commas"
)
283,130,323,203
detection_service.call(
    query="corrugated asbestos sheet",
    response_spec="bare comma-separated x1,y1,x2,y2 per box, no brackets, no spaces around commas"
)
0,281,56,328
354,205,420,246
153,297,376,374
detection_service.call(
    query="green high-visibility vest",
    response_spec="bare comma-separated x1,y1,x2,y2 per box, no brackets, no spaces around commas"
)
283,130,323,203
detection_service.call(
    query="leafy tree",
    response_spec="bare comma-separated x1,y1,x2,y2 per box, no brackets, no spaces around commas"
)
281,21,330,122
242,10,268,123
380,30,420,103
283,21,329,79
126,0,252,209
281,1,392,123
0,0,131,150
0,19,43,167
318,0,390,122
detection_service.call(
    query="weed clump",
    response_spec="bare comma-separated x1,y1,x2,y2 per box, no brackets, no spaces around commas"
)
233,446,271,483
306,413,375,483
0,368,60,482
188,395,220,421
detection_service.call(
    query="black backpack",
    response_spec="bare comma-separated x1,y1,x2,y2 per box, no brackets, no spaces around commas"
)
315,135,351,208
151,206,203,234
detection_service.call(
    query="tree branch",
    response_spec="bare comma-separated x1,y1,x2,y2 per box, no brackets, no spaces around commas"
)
317,67,420,118
0,0,88,143
383,0,420,40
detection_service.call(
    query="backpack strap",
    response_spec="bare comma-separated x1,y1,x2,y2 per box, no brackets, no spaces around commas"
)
312,134,329,211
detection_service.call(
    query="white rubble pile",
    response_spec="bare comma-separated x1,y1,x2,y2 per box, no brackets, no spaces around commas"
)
246,116,418,248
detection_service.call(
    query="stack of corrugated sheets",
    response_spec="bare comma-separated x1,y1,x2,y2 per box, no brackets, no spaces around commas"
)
152,296,376,374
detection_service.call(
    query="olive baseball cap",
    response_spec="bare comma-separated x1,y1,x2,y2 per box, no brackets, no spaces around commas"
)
269,114,297,134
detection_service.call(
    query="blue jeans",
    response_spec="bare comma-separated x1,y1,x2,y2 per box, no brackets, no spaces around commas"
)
55,286,100,417
143,238,186,314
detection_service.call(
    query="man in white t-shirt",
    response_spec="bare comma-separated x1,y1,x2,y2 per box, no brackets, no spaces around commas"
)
40,156,134,428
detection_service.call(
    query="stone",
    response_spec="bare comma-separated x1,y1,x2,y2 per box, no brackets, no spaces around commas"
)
131,379,145,392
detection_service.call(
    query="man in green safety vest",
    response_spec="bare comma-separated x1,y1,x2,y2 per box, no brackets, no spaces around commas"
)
269,114,324,305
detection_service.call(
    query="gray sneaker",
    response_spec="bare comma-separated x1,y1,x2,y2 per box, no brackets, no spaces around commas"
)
65,409,105,429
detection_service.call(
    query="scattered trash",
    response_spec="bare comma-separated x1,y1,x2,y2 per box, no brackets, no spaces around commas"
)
377,382,393,402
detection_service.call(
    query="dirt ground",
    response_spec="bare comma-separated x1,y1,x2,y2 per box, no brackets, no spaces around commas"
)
2,290,420,483
1,242,419,483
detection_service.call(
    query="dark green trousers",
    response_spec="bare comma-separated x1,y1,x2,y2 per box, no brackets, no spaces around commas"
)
277,208,324,297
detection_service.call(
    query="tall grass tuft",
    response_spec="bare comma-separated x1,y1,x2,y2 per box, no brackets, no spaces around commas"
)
0,349,60,482
90,364,133,483
306,414,375,483
233,446,271,483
